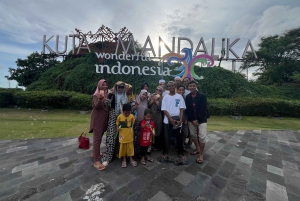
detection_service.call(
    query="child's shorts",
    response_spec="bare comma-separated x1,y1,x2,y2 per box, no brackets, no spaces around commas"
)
118,142,134,158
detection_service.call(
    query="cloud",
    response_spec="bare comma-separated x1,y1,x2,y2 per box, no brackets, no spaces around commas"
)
251,5,300,47
0,43,35,56
0,0,299,87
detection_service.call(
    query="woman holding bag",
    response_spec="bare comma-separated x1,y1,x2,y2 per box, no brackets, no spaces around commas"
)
89,79,109,171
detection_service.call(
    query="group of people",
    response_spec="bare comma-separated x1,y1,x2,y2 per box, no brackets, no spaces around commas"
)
89,76,208,171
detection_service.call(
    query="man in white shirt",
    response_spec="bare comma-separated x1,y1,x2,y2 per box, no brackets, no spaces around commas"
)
161,81,186,160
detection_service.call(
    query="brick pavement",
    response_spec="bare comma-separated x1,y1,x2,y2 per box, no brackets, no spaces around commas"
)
0,130,300,201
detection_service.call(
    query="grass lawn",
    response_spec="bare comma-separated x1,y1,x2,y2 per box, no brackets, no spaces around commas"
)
0,108,299,140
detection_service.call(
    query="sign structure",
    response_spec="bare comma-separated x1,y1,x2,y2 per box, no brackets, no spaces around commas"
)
41,25,258,79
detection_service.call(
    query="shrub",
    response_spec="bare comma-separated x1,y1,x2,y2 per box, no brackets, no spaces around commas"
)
69,93,92,110
8,90,300,117
208,98,300,117
0,88,23,107
13,90,92,110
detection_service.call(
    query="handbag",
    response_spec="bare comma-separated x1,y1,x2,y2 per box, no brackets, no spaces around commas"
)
78,132,90,149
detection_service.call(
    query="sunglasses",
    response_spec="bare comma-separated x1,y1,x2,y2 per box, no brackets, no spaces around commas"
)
118,86,124,89
156,88,162,91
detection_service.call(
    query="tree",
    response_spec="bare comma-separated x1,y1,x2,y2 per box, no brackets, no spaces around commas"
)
240,27,300,85
5,52,59,87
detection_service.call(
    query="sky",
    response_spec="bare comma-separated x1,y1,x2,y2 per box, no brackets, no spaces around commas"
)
0,0,299,88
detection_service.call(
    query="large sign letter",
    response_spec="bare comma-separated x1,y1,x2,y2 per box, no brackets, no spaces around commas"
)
42,35,55,54
178,37,193,54
55,35,68,54
193,37,207,56
141,36,156,57
77,35,90,54
226,38,240,59
158,36,175,58
242,40,258,59
115,35,137,55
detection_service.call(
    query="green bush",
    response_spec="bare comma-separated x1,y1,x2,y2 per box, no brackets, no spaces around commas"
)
208,98,300,117
0,88,23,107
7,90,300,117
69,93,92,110
13,90,92,110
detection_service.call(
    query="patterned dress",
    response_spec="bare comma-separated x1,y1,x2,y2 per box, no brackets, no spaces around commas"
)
102,107,117,163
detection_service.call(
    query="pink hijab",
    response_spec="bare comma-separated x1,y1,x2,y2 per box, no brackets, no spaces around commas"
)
93,79,108,99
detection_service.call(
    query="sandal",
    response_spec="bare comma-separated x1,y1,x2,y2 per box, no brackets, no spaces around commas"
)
174,159,189,166
131,161,137,167
196,157,204,164
178,154,186,160
94,163,106,171
190,150,199,155
121,161,127,168
160,155,174,163
141,160,146,165
146,157,154,163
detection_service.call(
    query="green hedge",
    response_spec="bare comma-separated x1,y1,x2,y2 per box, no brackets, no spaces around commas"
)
2,90,300,117
0,88,23,107
208,98,300,117
13,90,92,110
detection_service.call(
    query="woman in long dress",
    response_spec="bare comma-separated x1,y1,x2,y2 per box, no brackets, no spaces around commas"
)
89,79,109,171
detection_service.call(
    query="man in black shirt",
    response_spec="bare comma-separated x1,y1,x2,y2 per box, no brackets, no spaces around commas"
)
185,81,207,164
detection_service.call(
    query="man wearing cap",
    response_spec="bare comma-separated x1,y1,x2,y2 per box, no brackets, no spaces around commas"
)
159,79,169,97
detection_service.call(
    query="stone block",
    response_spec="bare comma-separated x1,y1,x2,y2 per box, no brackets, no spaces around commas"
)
218,161,236,179
11,161,39,173
267,164,283,176
266,180,288,201
182,172,211,199
53,178,81,196
50,193,72,201
239,156,253,166
149,191,173,201
174,171,194,186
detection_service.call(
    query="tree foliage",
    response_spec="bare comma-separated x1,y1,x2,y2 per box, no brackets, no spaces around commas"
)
5,52,60,87
241,27,300,85
26,52,167,94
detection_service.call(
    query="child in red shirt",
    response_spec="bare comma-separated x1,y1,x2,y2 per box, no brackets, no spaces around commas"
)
140,109,155,165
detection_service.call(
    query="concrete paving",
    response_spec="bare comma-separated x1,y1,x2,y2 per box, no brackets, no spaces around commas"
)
0,130,300,201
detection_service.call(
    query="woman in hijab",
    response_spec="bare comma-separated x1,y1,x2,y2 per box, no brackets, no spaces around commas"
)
141,82,151,101
133,89,149,156
89,79,109,171
109,81,128,158
115,82,128,116
149,86,163,151
126,84,136,104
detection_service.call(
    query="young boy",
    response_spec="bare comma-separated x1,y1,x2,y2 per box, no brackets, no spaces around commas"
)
140,109,155,165
116,103,137,167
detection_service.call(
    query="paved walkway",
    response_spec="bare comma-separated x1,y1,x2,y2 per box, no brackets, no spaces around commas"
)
0,130,300,201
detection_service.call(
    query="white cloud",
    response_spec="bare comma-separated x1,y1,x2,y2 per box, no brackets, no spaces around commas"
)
251,5,300,47
0,43,35,56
